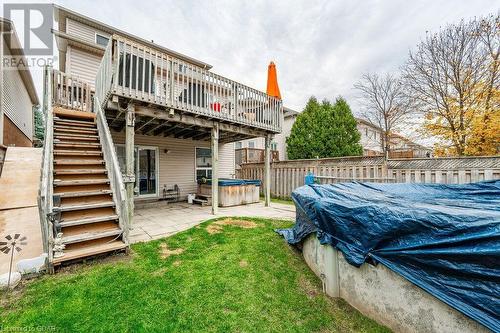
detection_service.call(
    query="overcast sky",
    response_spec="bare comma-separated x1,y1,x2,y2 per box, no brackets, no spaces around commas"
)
4,0,499,114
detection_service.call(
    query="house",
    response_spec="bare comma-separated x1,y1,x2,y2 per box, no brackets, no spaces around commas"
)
0,18,39,147
235,107,298,165
38,5,282,267
243,111,430,161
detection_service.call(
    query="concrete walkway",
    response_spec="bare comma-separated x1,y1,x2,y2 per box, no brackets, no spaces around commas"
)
129,201,296,243
0,148,43,274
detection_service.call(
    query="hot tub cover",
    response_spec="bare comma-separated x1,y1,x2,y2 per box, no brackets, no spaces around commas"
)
277,180,500,331
202,178,261,186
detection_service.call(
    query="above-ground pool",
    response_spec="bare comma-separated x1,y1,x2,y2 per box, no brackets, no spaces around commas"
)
198,178,261,207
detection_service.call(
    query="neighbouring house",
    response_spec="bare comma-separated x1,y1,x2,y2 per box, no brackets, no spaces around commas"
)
235,106,298,166
0,18,39,147
38,5,282,267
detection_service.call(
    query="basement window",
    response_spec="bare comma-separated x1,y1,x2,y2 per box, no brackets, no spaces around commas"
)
195,148,212,181
96,33,109,47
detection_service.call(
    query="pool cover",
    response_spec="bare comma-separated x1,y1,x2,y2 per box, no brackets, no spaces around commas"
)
277,180,500,331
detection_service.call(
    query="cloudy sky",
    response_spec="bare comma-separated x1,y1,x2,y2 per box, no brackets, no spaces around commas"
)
4,0,499,115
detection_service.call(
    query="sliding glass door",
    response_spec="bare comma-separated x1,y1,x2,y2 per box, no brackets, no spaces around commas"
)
116,145,159,198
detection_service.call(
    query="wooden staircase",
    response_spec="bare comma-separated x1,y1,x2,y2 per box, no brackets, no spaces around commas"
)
51,108,127,266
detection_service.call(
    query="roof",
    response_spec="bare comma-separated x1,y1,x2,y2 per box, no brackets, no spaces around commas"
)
0,18,40,105
283,107,299,118
53,5,212,70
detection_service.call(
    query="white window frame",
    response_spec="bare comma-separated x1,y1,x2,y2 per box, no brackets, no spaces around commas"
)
95,33,110,47
194,146,212,181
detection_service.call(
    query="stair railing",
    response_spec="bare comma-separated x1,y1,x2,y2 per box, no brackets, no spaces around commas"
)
95,38,114,109
37,66,55,271
94,96,130,243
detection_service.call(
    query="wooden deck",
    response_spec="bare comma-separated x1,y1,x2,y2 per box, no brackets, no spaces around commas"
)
0,147,43,274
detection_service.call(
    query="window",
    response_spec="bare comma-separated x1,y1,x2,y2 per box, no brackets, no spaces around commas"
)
235,142,242,149
196,148,212,181
271,142,278,150
248,141,255,148
95,34,109,47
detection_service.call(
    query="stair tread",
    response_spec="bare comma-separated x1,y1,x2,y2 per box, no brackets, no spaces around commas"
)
55,142,101,147
61,222,122,244
54,160,105,165
60,214,119,226
54,169,107,175
55,201,115,211
56,189,113,198
54,179,110,186
55,133,99,138
54,117,96,126
54,150,102,155
53,239,127,265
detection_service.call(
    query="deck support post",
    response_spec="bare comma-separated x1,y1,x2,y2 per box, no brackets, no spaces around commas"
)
211,123,219,215
264,134,272,207
125,104,135,226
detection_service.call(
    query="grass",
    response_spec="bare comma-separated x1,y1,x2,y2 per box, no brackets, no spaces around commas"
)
0,217,390,333
259,196,295,205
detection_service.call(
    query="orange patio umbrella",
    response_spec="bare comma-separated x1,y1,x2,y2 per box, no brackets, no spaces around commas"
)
266,61,281,100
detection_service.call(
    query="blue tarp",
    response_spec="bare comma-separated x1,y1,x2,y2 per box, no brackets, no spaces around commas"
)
277,180,500,332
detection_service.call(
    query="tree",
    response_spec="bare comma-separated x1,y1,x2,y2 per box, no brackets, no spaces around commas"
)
34,106,45,146
354,73,411,158
286,96,362,159
403,14,499,156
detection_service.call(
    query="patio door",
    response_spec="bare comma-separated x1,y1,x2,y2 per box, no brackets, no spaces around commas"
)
116,145,159,198
137,147,158,197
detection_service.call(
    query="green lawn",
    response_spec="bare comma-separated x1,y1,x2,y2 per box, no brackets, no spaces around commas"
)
1,218,390,333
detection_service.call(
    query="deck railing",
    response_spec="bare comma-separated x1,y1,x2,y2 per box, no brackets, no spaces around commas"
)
95,96,129,242
52,69,93,112
95,35,283,132
38,66,55,271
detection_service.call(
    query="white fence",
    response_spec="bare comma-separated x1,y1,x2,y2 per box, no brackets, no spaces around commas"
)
237,156,500,198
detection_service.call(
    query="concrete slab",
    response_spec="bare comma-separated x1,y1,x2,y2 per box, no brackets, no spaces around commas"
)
130,201,295,243
0,148,43,274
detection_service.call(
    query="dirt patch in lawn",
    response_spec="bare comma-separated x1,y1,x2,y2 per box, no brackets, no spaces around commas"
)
299,275,321,299
159,243,184,259
206,224,223,234
214,218,258,229
239,259,248,268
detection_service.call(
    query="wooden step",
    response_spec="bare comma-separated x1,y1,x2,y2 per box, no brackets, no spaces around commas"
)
54,159,105,165
54,169,107,176
54,142,101,149
54,117,96,127
55,135,99,142
54,107,96,121
53,238,127,265
55,201,115,212
54,150,103,156
59,214,119,227
61,207,116,222
54,179,110,186
54,127,98,135
61,222,122,244
54,132,99,139
54,124,97,131
56,189,113,198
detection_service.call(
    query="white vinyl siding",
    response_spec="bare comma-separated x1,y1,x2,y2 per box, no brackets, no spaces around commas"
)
67,46,102,88
66,18,110,45
1,38,33,140
111,131,235,199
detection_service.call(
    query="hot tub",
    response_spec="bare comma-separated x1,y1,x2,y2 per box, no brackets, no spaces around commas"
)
198,178,261,207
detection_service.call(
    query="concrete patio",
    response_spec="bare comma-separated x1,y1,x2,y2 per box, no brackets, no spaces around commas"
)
129,201,296,243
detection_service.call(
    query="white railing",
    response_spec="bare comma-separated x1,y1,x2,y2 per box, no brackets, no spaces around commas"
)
95,39,113,108
95,96,129,242
52,69,93,112
95,35,282,132
37,66,55,270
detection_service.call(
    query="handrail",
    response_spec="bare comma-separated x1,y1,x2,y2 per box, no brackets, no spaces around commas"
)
95,39,114,109
94,96,129,242
95,35,283,133
37,66,55,270
52,69,93,112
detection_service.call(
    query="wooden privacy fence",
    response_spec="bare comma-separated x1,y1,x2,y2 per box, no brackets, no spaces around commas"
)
236,156,500,198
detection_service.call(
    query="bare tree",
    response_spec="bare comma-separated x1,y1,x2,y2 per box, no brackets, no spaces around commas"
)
354,73,411,158
402,14,499,155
